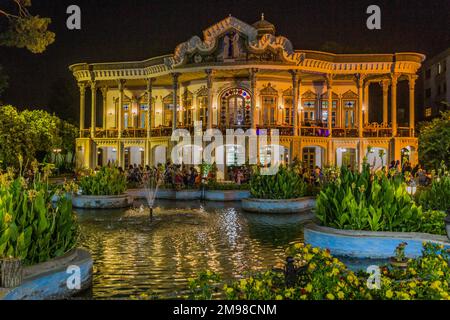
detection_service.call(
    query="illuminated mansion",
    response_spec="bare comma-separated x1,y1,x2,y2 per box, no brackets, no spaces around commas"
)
70,15,424,174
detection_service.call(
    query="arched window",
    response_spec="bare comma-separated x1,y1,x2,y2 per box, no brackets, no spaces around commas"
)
260,84,278,126
220,88,252,127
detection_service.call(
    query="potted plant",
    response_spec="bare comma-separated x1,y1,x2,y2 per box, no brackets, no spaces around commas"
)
390,242,409,269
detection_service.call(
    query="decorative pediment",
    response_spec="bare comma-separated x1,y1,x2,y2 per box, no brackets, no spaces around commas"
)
260,83,278,96
321,91,340,99
165,15,304,68
196,86,208,97
163,94,173,104
283,87,293,96
342,90,358,99
302,90,317,100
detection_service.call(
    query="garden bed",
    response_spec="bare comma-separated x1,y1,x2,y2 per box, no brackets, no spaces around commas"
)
72,194,134,209
0,248,93,300
204,190,250,201
304,222,450,259
242,197,316,214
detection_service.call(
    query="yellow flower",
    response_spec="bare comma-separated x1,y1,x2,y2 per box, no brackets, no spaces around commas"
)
312,247,319,254
408,282,416,288
308,263,316,271
337,291,345,299
431,281,442,290
326,293,335,300
305,284,313,293
226,287,234,295
3,213,12,224
437,270,444,276
441,291,450,299
300,294,307,300
275,295,283,300
331,268,340,276
240,279,247,287
385,290,394,299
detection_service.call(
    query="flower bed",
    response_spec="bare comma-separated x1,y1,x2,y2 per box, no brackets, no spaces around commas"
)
182,243,450,300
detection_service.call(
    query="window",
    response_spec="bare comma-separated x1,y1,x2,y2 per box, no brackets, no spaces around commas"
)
425,88,432,98
198,96,208,126
163,95,174,127
283,97,293,125
123,104,130,128
303,101,316,123
321,100,337,126
182,91,193,126
425,69,431,79
261,96,277,126
437,63,442,75
425,107,432,117
343,101,356,128
140,104,148,128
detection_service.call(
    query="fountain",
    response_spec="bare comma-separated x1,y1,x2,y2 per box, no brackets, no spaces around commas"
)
142,169,163,221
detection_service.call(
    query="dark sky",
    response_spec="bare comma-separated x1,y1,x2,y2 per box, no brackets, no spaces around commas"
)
0,0,449,119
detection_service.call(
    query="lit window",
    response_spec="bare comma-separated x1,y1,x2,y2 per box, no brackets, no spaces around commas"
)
425,108,432,117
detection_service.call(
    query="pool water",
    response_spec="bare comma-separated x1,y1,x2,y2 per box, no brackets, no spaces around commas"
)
76,200,313,299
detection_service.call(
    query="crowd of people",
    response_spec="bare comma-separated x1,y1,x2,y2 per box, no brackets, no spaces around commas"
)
102,156,433,190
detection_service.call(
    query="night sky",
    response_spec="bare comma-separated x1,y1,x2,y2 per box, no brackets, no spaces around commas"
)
0,0,449,122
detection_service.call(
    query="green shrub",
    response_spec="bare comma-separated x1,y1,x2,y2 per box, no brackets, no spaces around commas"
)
315,165,446,235
0,169,78,265
79,166,127,196
250,165,308,200
416,164,450,213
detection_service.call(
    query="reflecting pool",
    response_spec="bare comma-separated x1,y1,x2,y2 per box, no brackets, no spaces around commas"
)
77,200,313,299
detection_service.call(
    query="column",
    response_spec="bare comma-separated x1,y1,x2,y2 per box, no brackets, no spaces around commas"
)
193,93,198,122
90,81,97,138
391,73,399,137
381,79,390,125
363,82,370,125
205,69,214,129
171,73,180,132
78,83,86,136
408,75,418,137
326,74,333,135
250,68,258,130
356,74,365,138
290,70,299,136
101,86,108,130
117,80,125,138
147,78,155,138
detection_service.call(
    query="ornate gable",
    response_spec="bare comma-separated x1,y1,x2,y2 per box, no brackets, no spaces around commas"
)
321,92,340,100
165,15,304,68
342,90,359,99
283,87,293,96
260,83,278,96
302,90,317,100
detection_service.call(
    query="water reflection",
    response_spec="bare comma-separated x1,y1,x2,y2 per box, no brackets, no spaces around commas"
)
77,200,308,299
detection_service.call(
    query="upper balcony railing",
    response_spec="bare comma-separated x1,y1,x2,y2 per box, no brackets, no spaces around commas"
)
80,123,416,139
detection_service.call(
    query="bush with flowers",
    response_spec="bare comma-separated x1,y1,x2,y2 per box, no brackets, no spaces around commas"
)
185,243,450,300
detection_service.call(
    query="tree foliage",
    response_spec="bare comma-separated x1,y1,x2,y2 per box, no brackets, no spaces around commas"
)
418,111,450,170
0,105,78,168
0,0,55,53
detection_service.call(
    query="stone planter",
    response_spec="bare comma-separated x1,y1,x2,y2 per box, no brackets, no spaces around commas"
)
72,194,133,209
242,197,316,214
304,223,450,259
156,189,201,200
204,190,250,202
0,248,92,300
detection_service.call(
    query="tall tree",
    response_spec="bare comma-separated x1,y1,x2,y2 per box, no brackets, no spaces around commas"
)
0,0,55,53
418,111,450,170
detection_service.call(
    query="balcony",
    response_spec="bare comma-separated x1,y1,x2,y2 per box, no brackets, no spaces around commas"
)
80,124,416,139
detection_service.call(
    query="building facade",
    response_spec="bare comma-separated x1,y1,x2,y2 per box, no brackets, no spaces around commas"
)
70,15,424,175
422,47,449,120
